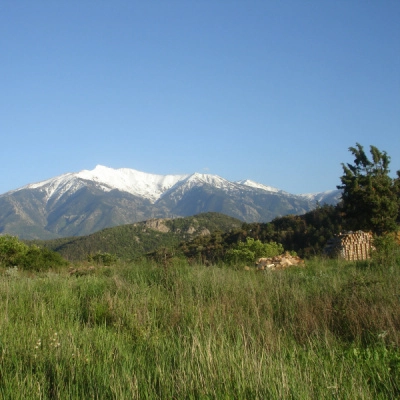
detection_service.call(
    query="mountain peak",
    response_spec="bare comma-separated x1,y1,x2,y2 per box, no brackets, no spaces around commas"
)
187,172,226,183
71,166,190,203
18,166,190,203
236,179,280,193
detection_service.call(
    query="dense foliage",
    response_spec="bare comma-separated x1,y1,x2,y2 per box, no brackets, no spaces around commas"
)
87,251,119,266
225,237,284,265
338,143,399,234
178,204,344,263
0,235,67,271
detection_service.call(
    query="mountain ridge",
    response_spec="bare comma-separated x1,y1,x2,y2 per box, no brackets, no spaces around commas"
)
0,165,342,240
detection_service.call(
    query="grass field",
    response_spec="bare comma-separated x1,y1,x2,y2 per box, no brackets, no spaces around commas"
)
1,253,399,399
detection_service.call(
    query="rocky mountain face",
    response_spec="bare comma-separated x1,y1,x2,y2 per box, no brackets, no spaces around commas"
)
0,165,342,239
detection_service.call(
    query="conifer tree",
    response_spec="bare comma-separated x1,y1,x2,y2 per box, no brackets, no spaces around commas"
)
337,143,399,234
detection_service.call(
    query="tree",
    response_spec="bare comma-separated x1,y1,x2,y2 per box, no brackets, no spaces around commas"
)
337,143,399,234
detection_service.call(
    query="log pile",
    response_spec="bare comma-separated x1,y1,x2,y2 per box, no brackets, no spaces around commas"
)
323,231,374,261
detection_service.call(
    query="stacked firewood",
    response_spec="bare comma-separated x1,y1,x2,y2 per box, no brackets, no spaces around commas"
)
324,231,374,261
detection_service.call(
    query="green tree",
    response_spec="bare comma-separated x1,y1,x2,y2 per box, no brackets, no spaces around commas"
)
337,143,399,234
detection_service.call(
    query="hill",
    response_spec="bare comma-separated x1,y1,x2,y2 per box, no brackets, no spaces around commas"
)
177,204,345,263
28,212,242,261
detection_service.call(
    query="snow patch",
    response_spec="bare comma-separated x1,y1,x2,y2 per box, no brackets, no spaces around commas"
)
236,179,280,193
76,165,189,202
184,173,235,189
298,189,342,205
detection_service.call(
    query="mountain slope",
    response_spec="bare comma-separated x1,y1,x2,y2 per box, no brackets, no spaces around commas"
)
0,165,342,239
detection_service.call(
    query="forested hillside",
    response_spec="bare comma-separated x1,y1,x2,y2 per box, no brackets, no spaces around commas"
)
28,213,242,262
178,205,344,264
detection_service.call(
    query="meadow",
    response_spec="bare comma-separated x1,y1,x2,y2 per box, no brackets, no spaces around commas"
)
0,252,399,399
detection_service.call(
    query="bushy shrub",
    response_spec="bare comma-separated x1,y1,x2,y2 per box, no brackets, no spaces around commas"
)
22,245,68,271
0,235,29,268
87,252,118,266
225,237,284,265
0,235,67,271
371,232,400,267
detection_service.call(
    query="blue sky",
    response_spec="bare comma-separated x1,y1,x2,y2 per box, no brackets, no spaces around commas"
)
1,1,399,195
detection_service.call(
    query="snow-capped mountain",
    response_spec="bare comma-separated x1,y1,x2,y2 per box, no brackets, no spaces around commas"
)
298,190,342,205
0,166,341,239
19,165,190,203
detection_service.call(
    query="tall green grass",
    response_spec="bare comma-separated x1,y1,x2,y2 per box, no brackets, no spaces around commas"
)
0,256,399,399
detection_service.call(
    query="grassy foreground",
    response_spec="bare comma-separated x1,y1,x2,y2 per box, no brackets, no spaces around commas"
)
0,255,399,399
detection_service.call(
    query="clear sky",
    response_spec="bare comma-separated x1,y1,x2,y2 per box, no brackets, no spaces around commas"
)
1,1,399,195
